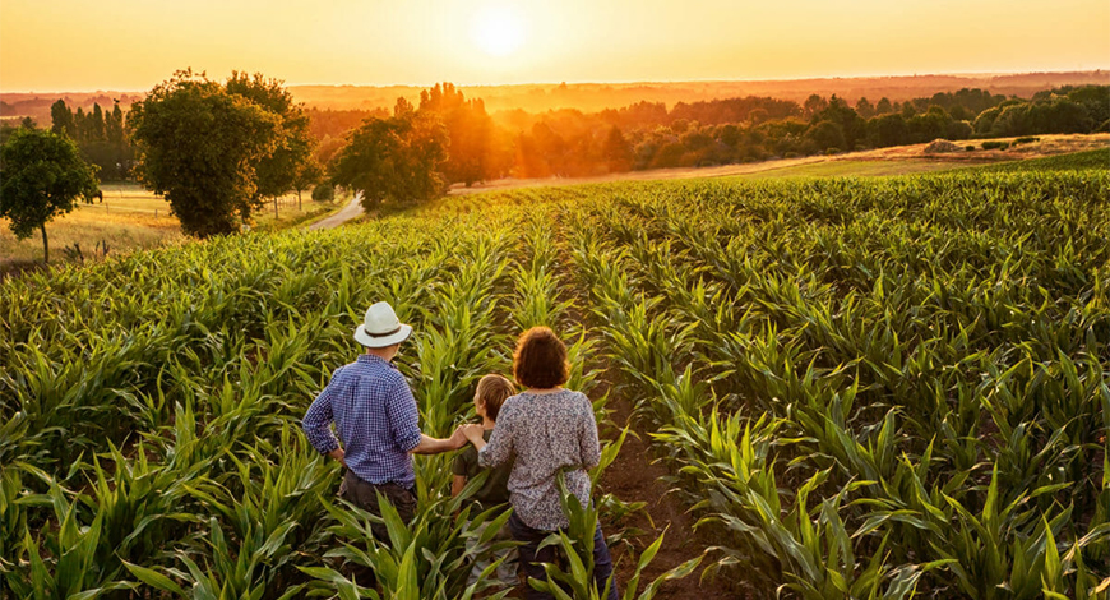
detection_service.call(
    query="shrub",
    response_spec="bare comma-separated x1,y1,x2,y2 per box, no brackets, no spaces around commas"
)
966,146,976,151
981,141,1010,150
783,151,799,159
311,183,334,202
1015,136,1040,144
825,148,842,155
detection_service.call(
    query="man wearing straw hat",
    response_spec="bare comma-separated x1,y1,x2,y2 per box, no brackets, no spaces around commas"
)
302,301,468,540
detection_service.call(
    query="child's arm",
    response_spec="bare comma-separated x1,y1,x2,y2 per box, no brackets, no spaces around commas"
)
451,475,467,498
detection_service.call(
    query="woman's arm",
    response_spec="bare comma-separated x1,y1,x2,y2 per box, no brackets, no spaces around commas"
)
474,411,514,467
579,397,601,470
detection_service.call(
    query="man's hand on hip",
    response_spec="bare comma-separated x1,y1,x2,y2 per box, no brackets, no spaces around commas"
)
328,447,346,466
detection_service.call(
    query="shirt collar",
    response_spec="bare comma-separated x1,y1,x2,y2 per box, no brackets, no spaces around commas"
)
357,354,397,369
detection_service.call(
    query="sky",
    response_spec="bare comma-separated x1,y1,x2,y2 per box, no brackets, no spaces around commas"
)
1,0,1108,92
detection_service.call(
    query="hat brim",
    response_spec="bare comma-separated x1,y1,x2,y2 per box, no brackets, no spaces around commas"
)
354,323,413,348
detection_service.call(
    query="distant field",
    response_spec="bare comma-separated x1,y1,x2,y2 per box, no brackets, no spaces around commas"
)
968,147,1110,172
0,185,337,266
740,148,1110,179
735,159,985,179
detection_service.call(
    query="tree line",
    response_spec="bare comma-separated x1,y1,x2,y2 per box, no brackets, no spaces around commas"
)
308,84,1108,181
49,100,133,181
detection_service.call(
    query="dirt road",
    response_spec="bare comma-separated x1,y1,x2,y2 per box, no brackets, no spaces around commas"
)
307,193,363,230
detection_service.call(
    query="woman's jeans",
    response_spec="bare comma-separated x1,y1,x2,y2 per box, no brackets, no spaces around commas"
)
508,511,620,600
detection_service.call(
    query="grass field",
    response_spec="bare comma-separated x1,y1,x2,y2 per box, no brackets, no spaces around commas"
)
2,159,1108,599
969,147,1110,172
0,185,341,266
736,159,987,179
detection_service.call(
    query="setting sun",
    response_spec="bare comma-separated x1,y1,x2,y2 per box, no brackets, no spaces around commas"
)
470,5,527,58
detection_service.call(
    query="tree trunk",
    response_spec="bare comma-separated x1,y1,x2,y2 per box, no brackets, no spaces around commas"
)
274,197,279,220
297,189,302,212
41,224,49,263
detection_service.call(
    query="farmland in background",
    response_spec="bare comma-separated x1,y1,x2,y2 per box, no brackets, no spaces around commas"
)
1,158,1108,598
0,185,342,267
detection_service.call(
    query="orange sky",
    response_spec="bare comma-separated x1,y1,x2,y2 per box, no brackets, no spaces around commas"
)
1,0,1108,92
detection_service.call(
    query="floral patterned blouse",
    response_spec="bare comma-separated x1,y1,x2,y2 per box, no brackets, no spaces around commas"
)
477,389,601,530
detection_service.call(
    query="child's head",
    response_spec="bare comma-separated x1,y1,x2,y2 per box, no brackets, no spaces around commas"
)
474,374,514,421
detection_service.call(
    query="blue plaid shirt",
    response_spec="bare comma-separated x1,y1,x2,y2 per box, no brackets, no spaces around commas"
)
302,354,423,487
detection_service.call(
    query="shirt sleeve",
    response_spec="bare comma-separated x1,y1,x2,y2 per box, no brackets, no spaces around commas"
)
452,446,476,477
579,395,601,470
477,407,514,468
302,369,341,454
385,374,422,453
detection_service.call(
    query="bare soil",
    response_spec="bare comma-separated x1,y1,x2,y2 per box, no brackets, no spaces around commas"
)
598,389,741,599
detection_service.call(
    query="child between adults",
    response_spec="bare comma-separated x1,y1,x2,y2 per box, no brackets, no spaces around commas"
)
452,374,519,587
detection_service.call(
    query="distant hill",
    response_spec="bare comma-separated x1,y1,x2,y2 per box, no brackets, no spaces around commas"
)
286,71,1110,114
3,71,1107,124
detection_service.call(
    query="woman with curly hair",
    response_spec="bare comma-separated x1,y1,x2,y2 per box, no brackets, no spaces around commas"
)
461,327,619,600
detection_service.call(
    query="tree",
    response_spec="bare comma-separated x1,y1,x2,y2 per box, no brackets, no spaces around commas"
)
869,114,909,147
50,100,75,138
805,120,846,152
811,96,867,151
602,126,632,172
803,94,828,119
225,71,315,218
420,83,496,186
330,110,447,208
128,69,282,237
292,157,323,210
876,97,893,115
906,106,953,142
0,128,99,262
89,104,106,142
855,97,875,119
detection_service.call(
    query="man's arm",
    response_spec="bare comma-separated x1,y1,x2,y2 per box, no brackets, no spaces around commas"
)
302,377,341,457
384,375,467,455
410,429,469,454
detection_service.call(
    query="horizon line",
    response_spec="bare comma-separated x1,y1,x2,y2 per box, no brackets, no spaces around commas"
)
2,67,1107,96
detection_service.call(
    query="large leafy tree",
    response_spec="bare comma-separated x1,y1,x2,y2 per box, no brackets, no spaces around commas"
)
225,71,315,215
330,100,448,209
0,128,99,263
128,70,281,237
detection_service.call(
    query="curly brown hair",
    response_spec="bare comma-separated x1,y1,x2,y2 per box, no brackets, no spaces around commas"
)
475,374,514,421
512,327,570,389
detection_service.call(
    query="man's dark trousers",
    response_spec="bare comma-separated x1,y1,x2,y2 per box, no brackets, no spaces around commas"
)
339,469,417,541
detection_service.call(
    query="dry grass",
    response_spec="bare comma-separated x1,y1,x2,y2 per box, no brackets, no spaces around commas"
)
0,184,337,266
449,134,1110,195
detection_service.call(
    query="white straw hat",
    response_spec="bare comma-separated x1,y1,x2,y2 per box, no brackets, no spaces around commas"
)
353,302,413,348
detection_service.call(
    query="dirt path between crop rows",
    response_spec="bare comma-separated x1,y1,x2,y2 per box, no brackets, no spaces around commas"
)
524,220,738,599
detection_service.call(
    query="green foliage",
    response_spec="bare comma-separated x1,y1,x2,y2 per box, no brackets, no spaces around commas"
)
310,181,334,201
127,69,283,237
226,70,316,205
330,110,448,207
0,127,99,262
566,170,1110,597
2,166,1108,598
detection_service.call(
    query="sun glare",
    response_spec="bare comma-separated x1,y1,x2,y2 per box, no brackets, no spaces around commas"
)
470,5,527,58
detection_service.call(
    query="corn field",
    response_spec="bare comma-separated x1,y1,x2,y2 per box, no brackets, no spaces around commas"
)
2,167,1108,599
